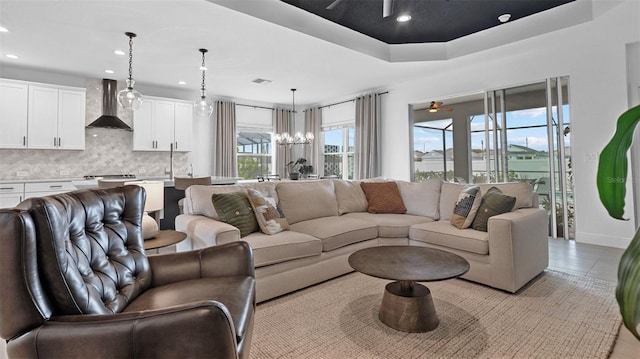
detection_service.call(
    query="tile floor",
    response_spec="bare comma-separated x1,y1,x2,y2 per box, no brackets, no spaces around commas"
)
548,238,639,358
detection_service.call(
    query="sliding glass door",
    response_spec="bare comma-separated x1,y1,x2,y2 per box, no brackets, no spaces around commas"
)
411,77,573,238
484,78,572,238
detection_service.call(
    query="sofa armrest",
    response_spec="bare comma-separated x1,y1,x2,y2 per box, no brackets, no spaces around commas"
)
487,207,549,293
8,301,239,359
175,214,240,251
149,242,255,287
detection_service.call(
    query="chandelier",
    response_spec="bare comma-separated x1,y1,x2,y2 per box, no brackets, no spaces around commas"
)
274,89,314,145
117,32,143,111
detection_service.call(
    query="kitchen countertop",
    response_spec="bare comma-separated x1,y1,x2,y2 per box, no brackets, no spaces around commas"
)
0,176,240,189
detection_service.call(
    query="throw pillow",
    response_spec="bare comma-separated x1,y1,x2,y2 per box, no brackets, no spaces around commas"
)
359,181,407,214
450,185,483,229
211,192,259,237
247,188,290,235
396,179,442,219
471,187,516,232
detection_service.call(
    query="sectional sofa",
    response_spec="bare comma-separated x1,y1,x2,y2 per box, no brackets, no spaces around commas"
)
175,179,548,303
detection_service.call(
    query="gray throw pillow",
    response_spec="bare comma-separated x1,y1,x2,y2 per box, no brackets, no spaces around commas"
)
471,187,516,232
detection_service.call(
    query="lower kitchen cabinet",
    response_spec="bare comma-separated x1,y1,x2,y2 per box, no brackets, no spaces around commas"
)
0,183,25,208
23,181,77,199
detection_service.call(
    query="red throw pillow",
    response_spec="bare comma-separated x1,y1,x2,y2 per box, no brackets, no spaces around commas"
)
360,182,407,214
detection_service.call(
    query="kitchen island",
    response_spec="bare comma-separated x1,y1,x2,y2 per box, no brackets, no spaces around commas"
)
0,176,239,230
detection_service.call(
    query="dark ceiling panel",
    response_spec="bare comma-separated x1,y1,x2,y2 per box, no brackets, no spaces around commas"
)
281,0,575,44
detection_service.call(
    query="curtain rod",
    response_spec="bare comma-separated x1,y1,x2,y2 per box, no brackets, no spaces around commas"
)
235,103,276,111
318,91,388,109
234,90,389,111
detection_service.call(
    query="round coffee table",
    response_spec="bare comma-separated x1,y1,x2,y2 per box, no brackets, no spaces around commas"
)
348,246,469,332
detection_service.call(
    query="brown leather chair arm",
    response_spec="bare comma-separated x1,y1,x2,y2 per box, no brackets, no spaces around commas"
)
7,301,239,359
148,241,254,287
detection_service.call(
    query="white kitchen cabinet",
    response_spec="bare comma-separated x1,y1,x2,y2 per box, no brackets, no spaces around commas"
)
57,89,86,149
0,183,25,208
154,100,175,151
173,101,193,152
28,84,85,150
133,97,192,152
132,100,154,151
0,80,29,149
23,181,77,200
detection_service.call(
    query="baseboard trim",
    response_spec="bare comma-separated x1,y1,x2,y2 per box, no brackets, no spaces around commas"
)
575,232,631,249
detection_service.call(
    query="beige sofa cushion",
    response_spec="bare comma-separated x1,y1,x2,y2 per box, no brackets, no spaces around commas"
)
243,231,322,267
439,182,464,221
333,179,368,214
344,212,433,238
276,180,339,224
396,179,442,219
290,216,378,251
478,182,532,210
409,220,489,255
184,182,277,219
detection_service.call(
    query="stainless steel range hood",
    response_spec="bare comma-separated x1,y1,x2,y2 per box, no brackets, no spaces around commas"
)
87,79,133,131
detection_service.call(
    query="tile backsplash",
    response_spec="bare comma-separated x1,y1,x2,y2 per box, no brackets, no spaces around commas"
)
0,78,190,181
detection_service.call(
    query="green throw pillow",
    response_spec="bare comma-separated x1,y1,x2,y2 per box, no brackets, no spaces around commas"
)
211,192,259,237
471,187,516,232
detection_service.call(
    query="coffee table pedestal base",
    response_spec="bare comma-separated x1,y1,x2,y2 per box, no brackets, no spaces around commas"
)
378,281,439,332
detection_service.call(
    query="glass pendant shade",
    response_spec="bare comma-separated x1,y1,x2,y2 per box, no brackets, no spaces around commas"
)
118,78,143,111
194,93,214,117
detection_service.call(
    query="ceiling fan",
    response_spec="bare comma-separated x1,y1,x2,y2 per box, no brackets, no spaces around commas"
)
428,101,454,112
327,0,394,17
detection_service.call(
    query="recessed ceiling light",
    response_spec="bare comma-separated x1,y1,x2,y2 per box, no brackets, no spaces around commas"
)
104,69,115,74
396,14,412,23
0,26,8,33
114,50,125,56
5,54,19,59
178,81,186,85
498,14,511,23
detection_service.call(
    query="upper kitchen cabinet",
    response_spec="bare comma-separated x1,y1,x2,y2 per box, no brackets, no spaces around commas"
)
0,79,28,149
133,97,192,152
173,101,193,152
28,84,86,150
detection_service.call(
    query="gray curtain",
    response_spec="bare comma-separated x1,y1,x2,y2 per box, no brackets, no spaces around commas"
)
304,107,323,177
354,93,381,179
273,108,292,177
214,101,237,177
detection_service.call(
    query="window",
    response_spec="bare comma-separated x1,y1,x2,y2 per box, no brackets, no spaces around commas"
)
413,120,453,181
323,127,354,179
236,130,273,180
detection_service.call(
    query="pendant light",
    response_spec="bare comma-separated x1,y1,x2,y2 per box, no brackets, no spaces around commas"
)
194,48,214,117
274,89,314,145
117,32,143,111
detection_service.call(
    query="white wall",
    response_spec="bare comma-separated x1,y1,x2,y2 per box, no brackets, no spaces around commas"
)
380,0,640,248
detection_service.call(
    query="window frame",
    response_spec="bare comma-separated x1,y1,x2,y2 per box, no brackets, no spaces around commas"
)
236,128,275,180
322,126,354,180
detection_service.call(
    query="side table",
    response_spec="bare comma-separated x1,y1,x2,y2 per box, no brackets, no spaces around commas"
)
144,230,187,253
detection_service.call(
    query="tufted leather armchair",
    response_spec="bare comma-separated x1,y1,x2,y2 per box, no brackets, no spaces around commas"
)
0,186,255,359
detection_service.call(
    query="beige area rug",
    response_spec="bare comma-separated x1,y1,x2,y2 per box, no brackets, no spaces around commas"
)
250,271,621,359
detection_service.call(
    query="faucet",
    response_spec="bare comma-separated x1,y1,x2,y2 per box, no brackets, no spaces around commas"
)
188,163,194,178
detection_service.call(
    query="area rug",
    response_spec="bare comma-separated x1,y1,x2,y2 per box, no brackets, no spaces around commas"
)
250,270,621,359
